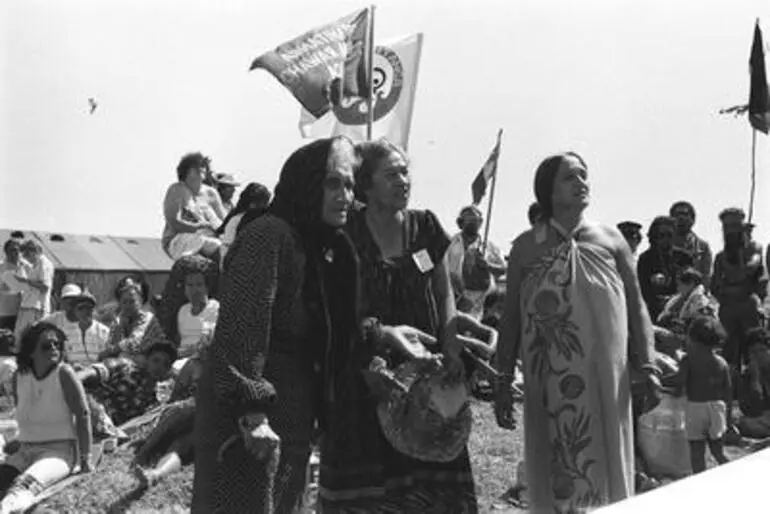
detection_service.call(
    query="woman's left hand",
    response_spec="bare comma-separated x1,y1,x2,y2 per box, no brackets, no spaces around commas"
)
444,312,498,360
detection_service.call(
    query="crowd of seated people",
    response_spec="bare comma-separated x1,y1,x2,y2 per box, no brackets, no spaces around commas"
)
0,248,224,507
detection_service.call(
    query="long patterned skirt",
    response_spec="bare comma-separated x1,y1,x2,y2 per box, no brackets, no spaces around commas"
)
519,238,634,513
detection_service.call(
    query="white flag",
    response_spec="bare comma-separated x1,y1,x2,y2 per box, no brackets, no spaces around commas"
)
298,33,423,151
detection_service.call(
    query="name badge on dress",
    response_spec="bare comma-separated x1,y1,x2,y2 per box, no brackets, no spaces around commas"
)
412,249,435,273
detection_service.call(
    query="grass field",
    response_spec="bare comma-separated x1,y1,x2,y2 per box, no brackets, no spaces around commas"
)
30,398,749,513
32,400,524,513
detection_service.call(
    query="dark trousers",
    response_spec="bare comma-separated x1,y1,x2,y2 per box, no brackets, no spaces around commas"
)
719,299,763,369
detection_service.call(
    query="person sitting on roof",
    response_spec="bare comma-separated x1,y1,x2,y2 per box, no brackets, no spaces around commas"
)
162,152,227,263
78,340,177,428
43,285,109,369
215,182,272,264
99,276,167,365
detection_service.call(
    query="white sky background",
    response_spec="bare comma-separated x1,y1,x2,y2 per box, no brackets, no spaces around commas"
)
1,0,769,254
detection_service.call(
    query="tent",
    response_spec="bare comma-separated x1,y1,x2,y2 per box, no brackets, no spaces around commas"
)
0,229,172,310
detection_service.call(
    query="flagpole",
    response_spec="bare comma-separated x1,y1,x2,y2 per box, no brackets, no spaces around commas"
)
749,128,757,223
366,5,376,140
482,128,503,253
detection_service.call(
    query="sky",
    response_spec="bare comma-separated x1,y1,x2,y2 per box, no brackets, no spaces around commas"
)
2,0,770,255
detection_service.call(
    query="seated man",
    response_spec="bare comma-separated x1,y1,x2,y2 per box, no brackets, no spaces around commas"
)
44,286,109,368
78,341,177,428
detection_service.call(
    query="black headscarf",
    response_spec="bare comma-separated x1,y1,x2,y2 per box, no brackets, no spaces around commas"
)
268,137,361,429
215,182,271,237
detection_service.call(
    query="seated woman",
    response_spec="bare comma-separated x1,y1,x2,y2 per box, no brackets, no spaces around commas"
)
154,255,219,374
162,152,227,262
655,268,718,358
100,276,167,365
215,182,271,263
0,323,91,514
130,357,201,490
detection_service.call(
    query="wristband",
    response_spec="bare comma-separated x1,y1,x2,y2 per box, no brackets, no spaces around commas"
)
639,362,662,376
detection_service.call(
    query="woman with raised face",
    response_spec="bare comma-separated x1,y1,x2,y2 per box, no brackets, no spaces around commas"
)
495,152,661,512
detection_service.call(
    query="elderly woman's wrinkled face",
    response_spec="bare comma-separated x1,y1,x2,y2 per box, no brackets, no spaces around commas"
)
119,288,143,318
366,151,410,210
321,139,356,227
551,155,589,212
184,272,209,305
33,329,63,368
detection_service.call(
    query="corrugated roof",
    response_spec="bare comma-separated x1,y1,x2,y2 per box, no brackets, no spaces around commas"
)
111,236,173,272
33,231,142,271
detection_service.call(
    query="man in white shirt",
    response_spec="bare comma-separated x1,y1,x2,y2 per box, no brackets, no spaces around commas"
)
43,284,109,368
11,240,54,347
0,240,26,331
446,206,506,320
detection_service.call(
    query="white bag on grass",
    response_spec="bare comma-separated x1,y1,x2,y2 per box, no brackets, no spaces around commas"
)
638,394,691,478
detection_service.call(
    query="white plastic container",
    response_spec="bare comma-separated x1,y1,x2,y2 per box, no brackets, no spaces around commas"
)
638,394,691,478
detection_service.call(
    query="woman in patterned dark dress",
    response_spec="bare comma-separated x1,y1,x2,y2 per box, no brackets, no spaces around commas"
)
190,136,362,513
318,138,479,513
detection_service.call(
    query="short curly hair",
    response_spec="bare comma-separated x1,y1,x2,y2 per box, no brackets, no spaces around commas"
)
114,275,151,304
16,322,66,374
176,152,209,182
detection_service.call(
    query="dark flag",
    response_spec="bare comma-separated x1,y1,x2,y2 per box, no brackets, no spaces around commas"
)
749,19,770,134
471,129,503,205
250,8,370,119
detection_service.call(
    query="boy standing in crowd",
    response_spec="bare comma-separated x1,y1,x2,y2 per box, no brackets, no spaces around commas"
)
676,316,732,474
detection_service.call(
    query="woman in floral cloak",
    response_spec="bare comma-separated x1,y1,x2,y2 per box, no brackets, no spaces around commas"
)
494,152,660,513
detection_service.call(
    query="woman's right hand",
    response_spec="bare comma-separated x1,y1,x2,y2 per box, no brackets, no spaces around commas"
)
493,376,519,431
239,413,280,461
380,325,440,364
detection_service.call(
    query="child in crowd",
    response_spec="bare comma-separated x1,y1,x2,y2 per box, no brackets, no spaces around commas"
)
676,316,732,474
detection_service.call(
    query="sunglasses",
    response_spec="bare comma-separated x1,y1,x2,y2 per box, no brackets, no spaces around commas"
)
39,341,60,352
656,231,674,239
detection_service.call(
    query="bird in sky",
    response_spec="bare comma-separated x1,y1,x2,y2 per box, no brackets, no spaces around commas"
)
88,98,98,114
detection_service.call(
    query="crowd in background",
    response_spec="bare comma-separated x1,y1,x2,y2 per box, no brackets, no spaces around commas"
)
0,142,769,513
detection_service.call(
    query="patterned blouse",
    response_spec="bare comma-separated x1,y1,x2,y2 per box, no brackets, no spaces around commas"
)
89,357,159,426
104,310,166,361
